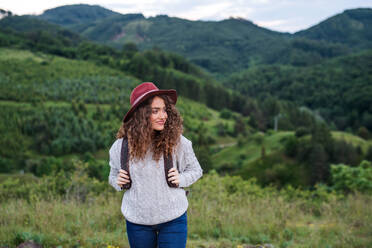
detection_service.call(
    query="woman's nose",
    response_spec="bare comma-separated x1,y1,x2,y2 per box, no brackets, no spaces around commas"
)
160,110,167,119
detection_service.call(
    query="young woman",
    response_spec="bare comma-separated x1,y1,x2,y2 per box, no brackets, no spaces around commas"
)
108,82,203,248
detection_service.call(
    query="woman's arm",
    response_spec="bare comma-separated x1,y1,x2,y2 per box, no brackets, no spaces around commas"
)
178,138,203,188
108,139,123,192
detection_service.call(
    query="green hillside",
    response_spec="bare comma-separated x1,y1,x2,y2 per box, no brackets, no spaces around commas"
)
0,15,82,45
224,49,372,133
0,48,134,103
212,129,372,188
296,8,372,49
0,47,240,173
212,131,309,187
64,13,145,43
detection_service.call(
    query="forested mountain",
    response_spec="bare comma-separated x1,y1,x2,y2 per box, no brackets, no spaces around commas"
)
224,49,372,133
35,5,372,77
0,15,82,42
39,4,120,26
37,5,288,75
295,8,372,49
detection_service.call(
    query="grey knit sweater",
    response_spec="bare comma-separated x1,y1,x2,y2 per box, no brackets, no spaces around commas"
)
108,135,203,225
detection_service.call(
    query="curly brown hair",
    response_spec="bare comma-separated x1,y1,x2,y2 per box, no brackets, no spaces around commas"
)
116,95,183,162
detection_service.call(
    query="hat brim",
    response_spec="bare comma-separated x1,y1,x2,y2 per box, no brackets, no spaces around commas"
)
123,89,177,122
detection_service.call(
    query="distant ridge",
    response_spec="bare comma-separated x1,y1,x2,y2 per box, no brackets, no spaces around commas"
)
4,4,372,76
40,4,120,26
295,8,372,49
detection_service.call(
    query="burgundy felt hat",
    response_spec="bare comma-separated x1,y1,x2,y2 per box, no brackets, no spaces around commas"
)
123,82,177,122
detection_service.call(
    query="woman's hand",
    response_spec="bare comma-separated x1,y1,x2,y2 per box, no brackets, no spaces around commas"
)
168,168,180,187
117,169,130,187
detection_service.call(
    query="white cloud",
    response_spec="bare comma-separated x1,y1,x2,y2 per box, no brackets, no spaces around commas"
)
251,0,270,4
255,19,287,28
175,2,232,20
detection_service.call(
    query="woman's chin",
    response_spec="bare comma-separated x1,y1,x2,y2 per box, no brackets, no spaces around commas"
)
153,126,165,131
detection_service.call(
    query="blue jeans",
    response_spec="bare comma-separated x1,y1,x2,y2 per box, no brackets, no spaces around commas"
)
125,211,187,248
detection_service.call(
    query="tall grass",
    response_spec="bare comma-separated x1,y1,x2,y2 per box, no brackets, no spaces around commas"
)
1,171,371,248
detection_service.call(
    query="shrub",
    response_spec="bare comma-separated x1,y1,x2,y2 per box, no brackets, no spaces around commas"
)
331,160,372,193
220,108,233,119
252,132,264,145
0,159,107,203
284,136,298,157
357,126,370,140
295,127,310,137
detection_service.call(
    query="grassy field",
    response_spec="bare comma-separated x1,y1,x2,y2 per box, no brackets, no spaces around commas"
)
1,172,371,248
331,131,372,154
212,131,293,170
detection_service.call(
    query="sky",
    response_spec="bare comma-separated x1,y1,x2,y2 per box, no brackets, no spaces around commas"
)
2,0,372,33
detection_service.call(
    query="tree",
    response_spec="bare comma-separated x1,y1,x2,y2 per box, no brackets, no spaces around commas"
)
233,117,246,137
332,139,359,166
284,136,298,157
308,143,329,185
261,145,266,159
93,105,103,121
357,126,370,140
194,145,212,173
220,108,233,119
362,111,372,132
295,127,310,137
262,97,280,118
366,146,372,162
216,122,227,137
71,100,79,115
311,123,333,155
78,101,87,115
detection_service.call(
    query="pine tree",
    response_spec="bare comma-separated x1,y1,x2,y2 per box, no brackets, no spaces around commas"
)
309,143,329,185
366,145,372,162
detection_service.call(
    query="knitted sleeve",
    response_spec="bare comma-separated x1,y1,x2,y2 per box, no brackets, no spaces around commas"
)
108,139,123,192
178,137,203,188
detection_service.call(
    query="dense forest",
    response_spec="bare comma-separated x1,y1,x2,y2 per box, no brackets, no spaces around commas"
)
224,50,372,134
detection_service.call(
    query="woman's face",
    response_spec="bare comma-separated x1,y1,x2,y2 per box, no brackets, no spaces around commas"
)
150,96,168,131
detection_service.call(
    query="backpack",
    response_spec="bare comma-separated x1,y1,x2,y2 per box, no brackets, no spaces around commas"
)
120,138,178,190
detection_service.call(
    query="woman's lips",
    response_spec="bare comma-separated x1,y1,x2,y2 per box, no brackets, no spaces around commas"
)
156,121,165,125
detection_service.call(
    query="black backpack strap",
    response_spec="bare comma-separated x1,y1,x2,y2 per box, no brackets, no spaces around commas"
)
120,137,131,190
164,152,178,188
